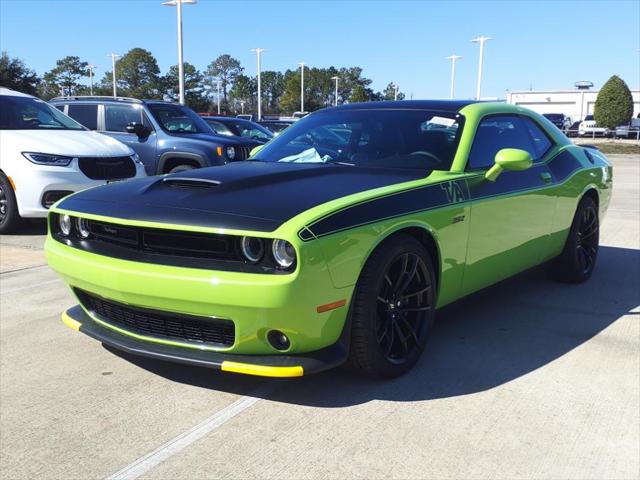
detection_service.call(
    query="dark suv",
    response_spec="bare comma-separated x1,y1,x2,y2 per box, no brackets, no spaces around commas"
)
51,97,261,175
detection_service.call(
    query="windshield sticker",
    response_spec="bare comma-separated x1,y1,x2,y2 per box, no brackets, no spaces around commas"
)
427,116,455,127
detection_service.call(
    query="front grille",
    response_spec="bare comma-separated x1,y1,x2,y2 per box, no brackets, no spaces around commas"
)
86,220,237,259
78,156,136,180
75,289,235,347
237,146,252,160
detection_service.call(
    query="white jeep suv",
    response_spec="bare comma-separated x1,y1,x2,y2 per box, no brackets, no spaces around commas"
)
0,88,146,233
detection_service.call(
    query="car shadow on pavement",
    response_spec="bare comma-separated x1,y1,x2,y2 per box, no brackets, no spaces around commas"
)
3,219,48,236
109,245,640,407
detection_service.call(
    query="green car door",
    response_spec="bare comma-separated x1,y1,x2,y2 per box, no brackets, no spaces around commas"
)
461,114,558,296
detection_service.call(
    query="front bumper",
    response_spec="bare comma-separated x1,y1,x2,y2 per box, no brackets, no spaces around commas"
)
63,305,348,377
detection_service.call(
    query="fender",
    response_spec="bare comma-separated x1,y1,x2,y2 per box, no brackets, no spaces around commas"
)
156,152,210,175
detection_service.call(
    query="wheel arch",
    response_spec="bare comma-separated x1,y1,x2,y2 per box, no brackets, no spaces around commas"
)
156,152,207,175
361,221,442,297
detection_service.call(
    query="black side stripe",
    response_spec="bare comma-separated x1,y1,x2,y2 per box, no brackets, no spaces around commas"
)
300,151,583,241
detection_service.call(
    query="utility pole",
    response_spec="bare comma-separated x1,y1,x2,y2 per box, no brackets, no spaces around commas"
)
107,53,120,97
251,48,265,120
471,36,492,100
445,55,462,99
394,84,399,101
215,79,222,114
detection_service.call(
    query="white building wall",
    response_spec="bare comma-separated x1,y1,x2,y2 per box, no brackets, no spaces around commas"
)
506,89,640,123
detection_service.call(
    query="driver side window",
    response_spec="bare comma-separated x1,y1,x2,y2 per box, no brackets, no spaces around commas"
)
467,115,538,170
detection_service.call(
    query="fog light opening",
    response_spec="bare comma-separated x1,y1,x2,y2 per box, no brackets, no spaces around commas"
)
267,330,291,351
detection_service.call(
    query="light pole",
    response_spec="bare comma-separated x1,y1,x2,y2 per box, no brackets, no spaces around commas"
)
251,48,265,120
87,64,97,96
331,76,339,106
240,100,245,114
445,55,462,99
215,79,222,114
162,0,197,105
107,53,120,97
394,84,399,101
298,62,305,113
471,36,492,100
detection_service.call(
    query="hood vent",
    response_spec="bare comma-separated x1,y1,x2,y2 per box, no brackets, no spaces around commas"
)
162,177,221,189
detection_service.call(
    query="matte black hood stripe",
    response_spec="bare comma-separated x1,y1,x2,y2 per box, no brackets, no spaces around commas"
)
57,162,426,232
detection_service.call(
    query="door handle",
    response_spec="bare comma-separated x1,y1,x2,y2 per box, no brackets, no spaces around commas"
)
540,172,553,184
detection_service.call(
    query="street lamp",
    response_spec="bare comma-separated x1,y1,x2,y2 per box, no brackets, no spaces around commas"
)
107,53,120,97
298,62,305,113
251,48,265,120
445,55,462,99
162,0,197,105
87,64,97,96
471,36,492,100
331,76,339,106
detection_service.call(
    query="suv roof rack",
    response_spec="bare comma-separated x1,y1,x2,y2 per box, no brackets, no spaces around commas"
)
50,95,144,103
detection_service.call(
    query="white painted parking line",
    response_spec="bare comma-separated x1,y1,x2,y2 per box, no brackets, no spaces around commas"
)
106,383,279,480
0,278,61,294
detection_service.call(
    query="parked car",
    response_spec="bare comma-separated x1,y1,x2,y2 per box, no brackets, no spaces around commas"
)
200,115,274,144
578,115,610,137
51,96,262,175
542,113,571,132
0,88,145,234
236,114,253,121
258,120,294,136
47,100,612,379
566,120,582,137
614,118,640,139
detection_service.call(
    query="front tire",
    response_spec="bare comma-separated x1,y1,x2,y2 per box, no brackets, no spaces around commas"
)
348,235,436,378
0,174,22,234
549,195,599,283
168,164,196,174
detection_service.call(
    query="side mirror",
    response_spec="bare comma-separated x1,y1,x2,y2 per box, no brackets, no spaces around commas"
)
125,122,150,138
249,145,264,158
485,148,533,182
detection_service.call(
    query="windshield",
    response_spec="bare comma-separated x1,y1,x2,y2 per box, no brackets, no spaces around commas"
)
226,120,273,141
0,95,85,130
202,118,235,136
147,103,211,134
253,109,463,171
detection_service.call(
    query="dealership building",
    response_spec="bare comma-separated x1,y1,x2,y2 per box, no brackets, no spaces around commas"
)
506,83,640,122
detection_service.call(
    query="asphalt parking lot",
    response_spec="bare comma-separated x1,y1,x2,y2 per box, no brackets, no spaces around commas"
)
1,154,638,480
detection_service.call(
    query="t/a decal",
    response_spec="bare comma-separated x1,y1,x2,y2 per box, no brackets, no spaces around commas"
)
440,181,467,204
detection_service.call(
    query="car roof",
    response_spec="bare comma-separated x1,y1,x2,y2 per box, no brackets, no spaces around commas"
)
49,96,179,106
0,87,34,98
319,100,480,114
202,116,249,122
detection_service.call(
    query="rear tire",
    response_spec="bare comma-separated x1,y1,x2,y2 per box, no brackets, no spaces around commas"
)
348,234,436,378
549,195,599,283
0,174,22,234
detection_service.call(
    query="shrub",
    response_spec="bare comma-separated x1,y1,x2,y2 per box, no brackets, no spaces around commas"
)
594,75,634,129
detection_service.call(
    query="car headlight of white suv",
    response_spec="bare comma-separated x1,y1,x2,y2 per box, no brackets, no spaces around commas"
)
22,152,74,167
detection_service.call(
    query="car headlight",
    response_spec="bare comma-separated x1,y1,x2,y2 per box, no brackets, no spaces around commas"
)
59,214,72,236
272,239,296,269
77,218,91,238
226,146,236,160
23,152,73,166
240,236,264,263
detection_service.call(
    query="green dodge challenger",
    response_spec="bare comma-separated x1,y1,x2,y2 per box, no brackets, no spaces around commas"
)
46,101,612,378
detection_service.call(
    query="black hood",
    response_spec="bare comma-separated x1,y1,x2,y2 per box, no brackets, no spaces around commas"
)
57,162,426,232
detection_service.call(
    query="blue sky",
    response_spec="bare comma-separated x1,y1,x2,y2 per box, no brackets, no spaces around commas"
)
1,0,638,99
